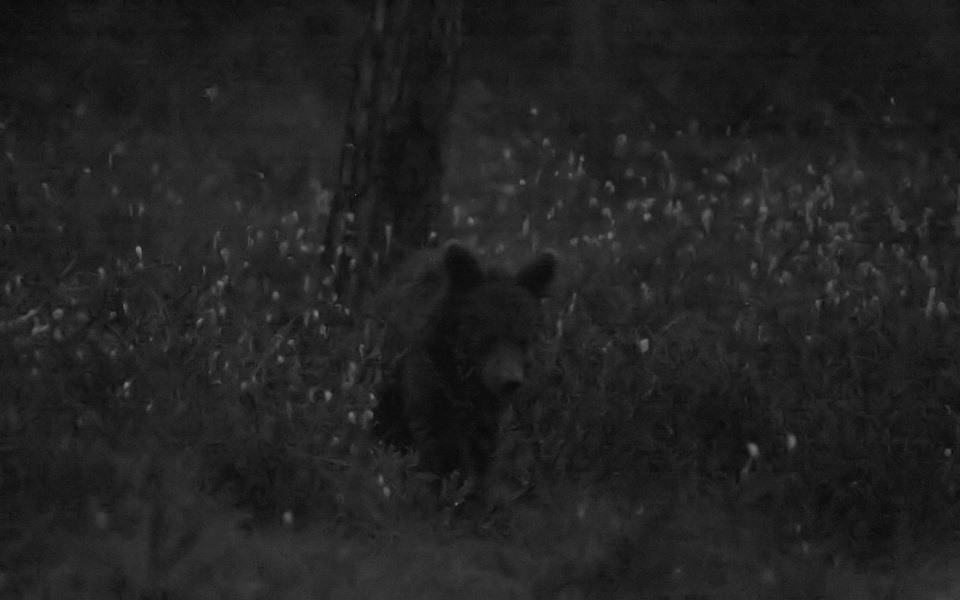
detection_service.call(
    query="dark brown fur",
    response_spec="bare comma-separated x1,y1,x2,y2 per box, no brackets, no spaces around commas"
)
373,244,556,489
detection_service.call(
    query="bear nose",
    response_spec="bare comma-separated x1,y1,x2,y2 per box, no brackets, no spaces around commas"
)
492,360,524,395
498,378,522,395
483,345,526,396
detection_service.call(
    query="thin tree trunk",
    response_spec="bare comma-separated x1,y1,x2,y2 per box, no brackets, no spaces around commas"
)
324,0,462,308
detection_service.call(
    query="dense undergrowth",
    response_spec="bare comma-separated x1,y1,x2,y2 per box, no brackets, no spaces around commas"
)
6,91,960,596
5,2,960,598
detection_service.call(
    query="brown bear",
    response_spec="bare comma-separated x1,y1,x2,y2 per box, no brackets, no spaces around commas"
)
373,243,556,496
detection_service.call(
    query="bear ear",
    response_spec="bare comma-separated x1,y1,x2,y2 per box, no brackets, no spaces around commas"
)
516,251,556,298
443,243,485,293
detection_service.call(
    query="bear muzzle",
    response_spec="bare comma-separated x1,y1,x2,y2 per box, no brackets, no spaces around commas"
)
481,344,527,397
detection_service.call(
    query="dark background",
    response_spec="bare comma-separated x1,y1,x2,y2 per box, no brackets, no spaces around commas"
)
4,0,959,137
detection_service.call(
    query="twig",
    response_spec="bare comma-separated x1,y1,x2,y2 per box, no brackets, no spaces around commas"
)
0,307,40,336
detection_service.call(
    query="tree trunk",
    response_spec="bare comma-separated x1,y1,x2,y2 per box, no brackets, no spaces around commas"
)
324,0,462,308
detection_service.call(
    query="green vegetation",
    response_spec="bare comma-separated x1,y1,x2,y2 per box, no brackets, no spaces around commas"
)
5,1,960,598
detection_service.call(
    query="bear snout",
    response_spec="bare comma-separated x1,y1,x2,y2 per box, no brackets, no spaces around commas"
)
482,344,526,396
